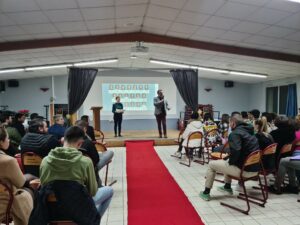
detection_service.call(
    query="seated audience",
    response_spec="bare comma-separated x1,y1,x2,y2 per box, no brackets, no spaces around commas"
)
0,126,37,225
254,118,274,151
262,112,277,133
218,113,229,139
270,116,295,159
20,119,60,158
81,115,96,141
203,112,218,144
30,113,39,121
39,126,113,218
241,111,251,125
174,112,203,157
248,109,260,125
199,114,260,201
75,120,114,186
12,113,26,137
0,113,21,156
48,115,66,140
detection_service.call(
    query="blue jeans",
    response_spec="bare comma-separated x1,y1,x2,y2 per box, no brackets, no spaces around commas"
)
93,186,114,217
97,150,114,170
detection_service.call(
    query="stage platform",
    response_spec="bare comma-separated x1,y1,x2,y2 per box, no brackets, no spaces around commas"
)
101,129,179,147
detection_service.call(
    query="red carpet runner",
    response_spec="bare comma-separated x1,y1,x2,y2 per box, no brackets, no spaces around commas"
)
126,140,204,225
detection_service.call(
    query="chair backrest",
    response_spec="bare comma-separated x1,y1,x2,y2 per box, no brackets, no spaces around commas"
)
94,142,107,152
0,180,14,224
187,131,203,148
21,152,43,177
95,130,104,143
241,150,261,176
291,139,300,152
280,144,293,155
262,143,277,156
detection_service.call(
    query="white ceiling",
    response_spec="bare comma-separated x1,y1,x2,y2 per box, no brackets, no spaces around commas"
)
0,0,300,83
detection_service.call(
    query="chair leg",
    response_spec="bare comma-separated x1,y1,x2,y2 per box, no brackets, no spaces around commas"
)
104,164,109,186
194,147,205,165
240,176,266,207
221,180,250,215
179,148,192,167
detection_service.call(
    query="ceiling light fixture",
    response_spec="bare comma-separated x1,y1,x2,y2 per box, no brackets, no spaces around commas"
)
26,64,72,71
149,59,267,78
73,58,118,66
130,56,137,59
286,0,300,3
0,68,25,74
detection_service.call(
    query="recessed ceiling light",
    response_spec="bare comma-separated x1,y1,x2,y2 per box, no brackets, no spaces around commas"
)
124,22,135,27
130,56,137,59
286,0,300,3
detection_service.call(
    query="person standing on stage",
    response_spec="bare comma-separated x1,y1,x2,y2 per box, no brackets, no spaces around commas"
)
112,96,124,137
154,89,170,138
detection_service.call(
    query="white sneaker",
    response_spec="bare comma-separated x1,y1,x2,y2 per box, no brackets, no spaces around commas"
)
173,151,181,157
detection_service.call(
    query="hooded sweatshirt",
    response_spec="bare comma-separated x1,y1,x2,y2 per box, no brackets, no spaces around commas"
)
182,120,204,148
228,122,260,172
39,147,97,196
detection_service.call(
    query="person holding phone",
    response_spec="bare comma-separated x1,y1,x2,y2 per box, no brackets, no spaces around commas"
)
112,96,124,137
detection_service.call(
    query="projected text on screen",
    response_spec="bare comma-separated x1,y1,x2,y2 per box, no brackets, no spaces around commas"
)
102,83,159,111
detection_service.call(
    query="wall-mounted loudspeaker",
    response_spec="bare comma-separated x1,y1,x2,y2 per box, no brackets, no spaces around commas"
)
224,81,234,88
8,79,19,87
0,81,5,92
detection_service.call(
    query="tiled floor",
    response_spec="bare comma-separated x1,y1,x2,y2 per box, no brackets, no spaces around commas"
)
99,145,300,225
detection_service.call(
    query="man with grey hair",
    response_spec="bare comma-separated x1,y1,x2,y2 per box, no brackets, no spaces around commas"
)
200,114,260,201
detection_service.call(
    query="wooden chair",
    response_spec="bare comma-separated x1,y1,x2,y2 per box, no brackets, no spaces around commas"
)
180,131,203,167
94,142,117,186
95,130,105,143
0,180,13,225
21,152,43,177
48,194,77,225
220,150,267,215
170,129,184,159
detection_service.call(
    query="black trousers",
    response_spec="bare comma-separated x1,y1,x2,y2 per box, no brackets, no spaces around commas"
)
155,113,167,136
114,113,122,135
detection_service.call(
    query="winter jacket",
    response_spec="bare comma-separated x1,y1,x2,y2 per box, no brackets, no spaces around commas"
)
39,147,98,196
79,136,100,166
270,126,295,159
28,180,100,225
228,122,260,172
13,122,26,137
182,120,204,148
48,124,66,140
255,132,275,171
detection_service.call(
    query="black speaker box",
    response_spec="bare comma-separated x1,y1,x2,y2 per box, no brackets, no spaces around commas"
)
0,81,5,92
224,81,234,88
8,79,19,87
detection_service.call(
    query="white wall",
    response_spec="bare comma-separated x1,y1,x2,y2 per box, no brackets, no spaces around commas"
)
249,76,300,113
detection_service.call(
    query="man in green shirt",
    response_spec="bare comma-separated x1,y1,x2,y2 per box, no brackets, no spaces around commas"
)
40,126,113,217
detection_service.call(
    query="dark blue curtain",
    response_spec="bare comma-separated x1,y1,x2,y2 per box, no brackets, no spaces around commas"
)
68,67,98,114
286,83,297,117
170,69,198,111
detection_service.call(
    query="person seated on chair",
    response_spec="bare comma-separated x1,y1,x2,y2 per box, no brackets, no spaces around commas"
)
173,112,203,157
255,117,274,151
199,114,260,201
218,113,229,140
248,109,260,126
270,116,295,159
12,113,26,137
81,115,96,141
0,125,39,225
48,115,66,140
0,113,22,156
203,112,218,145
39,126,113,218
75,120,114,187
20,119,61,158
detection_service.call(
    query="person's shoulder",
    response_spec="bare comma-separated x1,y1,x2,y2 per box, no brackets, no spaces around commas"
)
80,155,94,167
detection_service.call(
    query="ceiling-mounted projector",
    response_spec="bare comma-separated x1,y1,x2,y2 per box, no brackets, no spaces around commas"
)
130,41,149,56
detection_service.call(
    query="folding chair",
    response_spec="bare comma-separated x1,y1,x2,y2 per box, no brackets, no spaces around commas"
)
220,150,267,215
179,131,203,167
0,180,13,225
21,152,43,177
94,142,117,186
171,130,184,159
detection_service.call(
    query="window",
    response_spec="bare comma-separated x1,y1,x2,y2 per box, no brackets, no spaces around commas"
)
266,85,289,114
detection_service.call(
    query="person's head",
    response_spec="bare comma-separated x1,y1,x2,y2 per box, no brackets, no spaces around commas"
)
157,89,163,97
64,126,85,149
0,113,12,125
116,96,120,103
254,117,268,133
241,111,248,119
30,113,39,120
81,115,89,124
229,114,244,130
203,112,213,122
274,116,289,129
28,119,48,134
269,112,278,123
75,120,88,134
231,111,240,117
15,113,25,123
248,109,260,120
0,126,9,151
261,112,268,118
190,112,199,120
221,114,229,124
54,115,64,125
